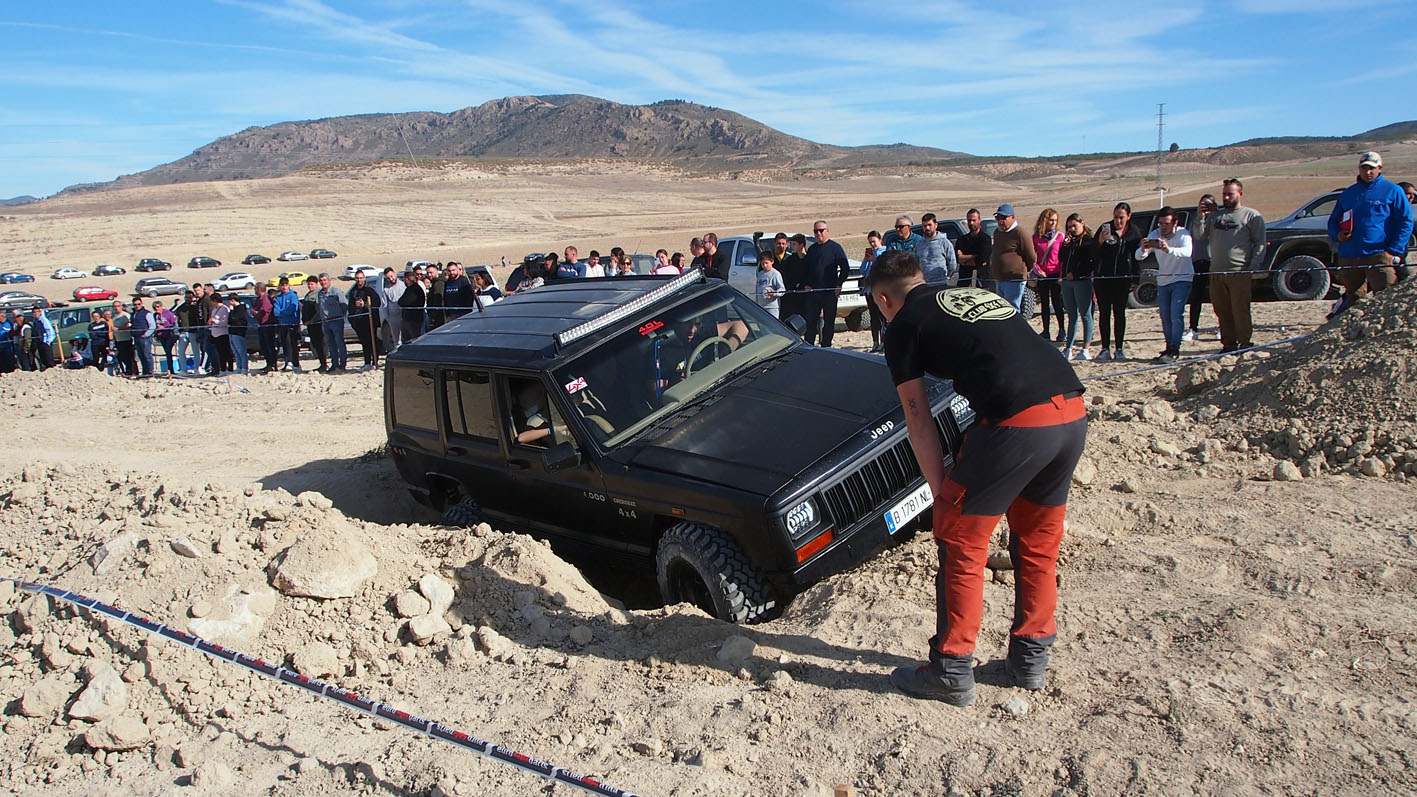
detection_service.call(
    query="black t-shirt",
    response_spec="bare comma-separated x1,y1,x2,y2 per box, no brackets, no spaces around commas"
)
884,284,1083,424
956,231,992,273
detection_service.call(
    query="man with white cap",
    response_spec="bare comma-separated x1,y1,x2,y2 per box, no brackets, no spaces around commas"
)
1327,151,1414,303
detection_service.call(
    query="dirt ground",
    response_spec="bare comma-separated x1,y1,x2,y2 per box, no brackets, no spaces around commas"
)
1,150,1415,796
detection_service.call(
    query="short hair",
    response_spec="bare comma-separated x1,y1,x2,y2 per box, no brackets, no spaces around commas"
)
703,232,718,245
279,277,290,286
966,208,981,218
774,232,788,241
1156,205,1177,221
318,272,331,280
564,245,578,256
759,248,775,261
790,233,808,246
895,215,912,227
588,249,600,259
1222,178,1243,190
689,237,703,248
1398,181,1414,193
866,249,922,290
210,291,223,301
610,246,625,258
921,212,937,224
305,276,318,284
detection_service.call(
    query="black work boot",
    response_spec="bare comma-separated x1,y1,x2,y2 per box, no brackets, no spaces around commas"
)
1005,635,1053,690
891,645,976,706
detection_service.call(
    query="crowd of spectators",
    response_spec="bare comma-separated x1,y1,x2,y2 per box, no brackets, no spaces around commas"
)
3,153,1412,376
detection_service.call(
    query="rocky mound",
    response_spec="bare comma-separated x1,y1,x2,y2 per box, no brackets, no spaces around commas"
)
1175,277,1417,480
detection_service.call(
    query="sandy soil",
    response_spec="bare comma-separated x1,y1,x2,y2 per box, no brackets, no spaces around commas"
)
1,150,1415,796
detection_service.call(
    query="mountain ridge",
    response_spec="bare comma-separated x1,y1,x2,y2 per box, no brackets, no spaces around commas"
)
52,95,1417,197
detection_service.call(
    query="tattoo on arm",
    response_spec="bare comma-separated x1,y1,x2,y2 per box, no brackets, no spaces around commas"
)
907,398,919,415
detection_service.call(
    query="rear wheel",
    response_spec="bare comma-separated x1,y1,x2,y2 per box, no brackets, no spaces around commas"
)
1271,255,1331,301
655,522,777,623
845,307,870,332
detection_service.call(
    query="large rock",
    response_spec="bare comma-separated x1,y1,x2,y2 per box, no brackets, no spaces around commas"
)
188,584,277,642
1175,361,1223,397
417,573,455,617
68,663,128,721
268,525,377,599
85,715,150,751
393,590,430,619
91,531,140,575
20,676,72,718
409,614,453,645
717,635,757,663
291,642,340,679
1138,399,1176,425
15,594,51,633
1071,457,1097,486
1274,461,1303,482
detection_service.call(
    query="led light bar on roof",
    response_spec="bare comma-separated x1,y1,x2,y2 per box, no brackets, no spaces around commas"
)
554,270,705,347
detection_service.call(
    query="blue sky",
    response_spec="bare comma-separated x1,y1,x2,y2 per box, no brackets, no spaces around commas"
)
3,0,1414,198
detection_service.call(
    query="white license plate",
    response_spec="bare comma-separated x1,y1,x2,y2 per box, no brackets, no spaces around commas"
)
883,483,934,534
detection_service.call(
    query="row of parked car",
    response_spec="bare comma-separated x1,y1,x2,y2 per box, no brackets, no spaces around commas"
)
0,250,345,286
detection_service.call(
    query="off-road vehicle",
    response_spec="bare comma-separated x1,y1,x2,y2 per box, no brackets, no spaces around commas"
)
385,271,973,622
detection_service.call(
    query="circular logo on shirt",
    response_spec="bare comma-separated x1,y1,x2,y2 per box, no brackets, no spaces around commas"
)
935,287,1017,323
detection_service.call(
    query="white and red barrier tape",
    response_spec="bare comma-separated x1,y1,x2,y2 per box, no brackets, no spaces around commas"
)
4,578,639,797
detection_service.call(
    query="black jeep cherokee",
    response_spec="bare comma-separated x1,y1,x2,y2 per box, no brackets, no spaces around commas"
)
384,272,973,622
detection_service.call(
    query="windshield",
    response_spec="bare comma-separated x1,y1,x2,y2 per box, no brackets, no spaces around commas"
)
553,285,797,448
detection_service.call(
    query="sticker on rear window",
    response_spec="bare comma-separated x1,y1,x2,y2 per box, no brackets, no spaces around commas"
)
639,320,664,336
564,376,588,394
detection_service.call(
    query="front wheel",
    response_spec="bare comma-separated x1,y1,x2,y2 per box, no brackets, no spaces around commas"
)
655,522,777,624
1271,255,1331,301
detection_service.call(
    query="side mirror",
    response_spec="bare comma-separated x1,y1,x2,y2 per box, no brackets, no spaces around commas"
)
542,441,581,472
786,314,806,335
742,252,758,267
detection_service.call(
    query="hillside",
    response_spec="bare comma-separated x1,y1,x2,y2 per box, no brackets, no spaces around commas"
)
60,95,964,195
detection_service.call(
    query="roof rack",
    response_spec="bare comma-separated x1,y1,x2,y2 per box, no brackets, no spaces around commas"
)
554,269,706,348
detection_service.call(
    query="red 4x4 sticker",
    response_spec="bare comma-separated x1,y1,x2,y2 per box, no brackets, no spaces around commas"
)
564,376,588,394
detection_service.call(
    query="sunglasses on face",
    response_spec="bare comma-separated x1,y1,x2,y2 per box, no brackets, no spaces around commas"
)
895,224,909,229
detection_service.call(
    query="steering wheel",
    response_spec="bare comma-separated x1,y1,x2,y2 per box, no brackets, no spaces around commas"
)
684,336,732,378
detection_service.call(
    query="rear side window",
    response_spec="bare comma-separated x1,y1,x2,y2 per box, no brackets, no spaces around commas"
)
445,370,498,442
391,366,438,431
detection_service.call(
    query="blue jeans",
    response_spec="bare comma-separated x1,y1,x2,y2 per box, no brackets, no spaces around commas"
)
176,332,195,373
994,279,1026,312
1156,280,1192,350
134,335,154,376
1061,279,1095,349
323,320,347,369
232,334,249,374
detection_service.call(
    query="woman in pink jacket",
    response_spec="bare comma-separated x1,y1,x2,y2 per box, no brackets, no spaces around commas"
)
1032,208,1065,342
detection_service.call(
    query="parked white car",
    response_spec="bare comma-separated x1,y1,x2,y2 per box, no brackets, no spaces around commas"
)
343,264,380,280
212,272,256,291
277,250,310,262
51,267,88,280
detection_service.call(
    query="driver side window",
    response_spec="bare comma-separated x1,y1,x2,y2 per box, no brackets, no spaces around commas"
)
506,377,578,452
1306,197,1336,219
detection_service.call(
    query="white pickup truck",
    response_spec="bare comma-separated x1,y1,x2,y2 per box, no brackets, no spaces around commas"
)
714,233,871,331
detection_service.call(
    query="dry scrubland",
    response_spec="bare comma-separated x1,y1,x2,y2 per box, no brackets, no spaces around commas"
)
1,146,1415,795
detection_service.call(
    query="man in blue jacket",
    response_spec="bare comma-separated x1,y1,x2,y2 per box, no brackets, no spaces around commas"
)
1328,151,1414,302
272,277,303,372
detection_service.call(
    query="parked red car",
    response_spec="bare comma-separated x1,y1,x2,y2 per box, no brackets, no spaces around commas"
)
73,285,119,302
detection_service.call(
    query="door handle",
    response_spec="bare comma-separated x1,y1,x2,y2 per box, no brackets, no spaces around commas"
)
507,459,530,470
446,446,467,457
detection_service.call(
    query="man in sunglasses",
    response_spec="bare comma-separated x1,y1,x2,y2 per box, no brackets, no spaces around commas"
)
887,215,922,255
